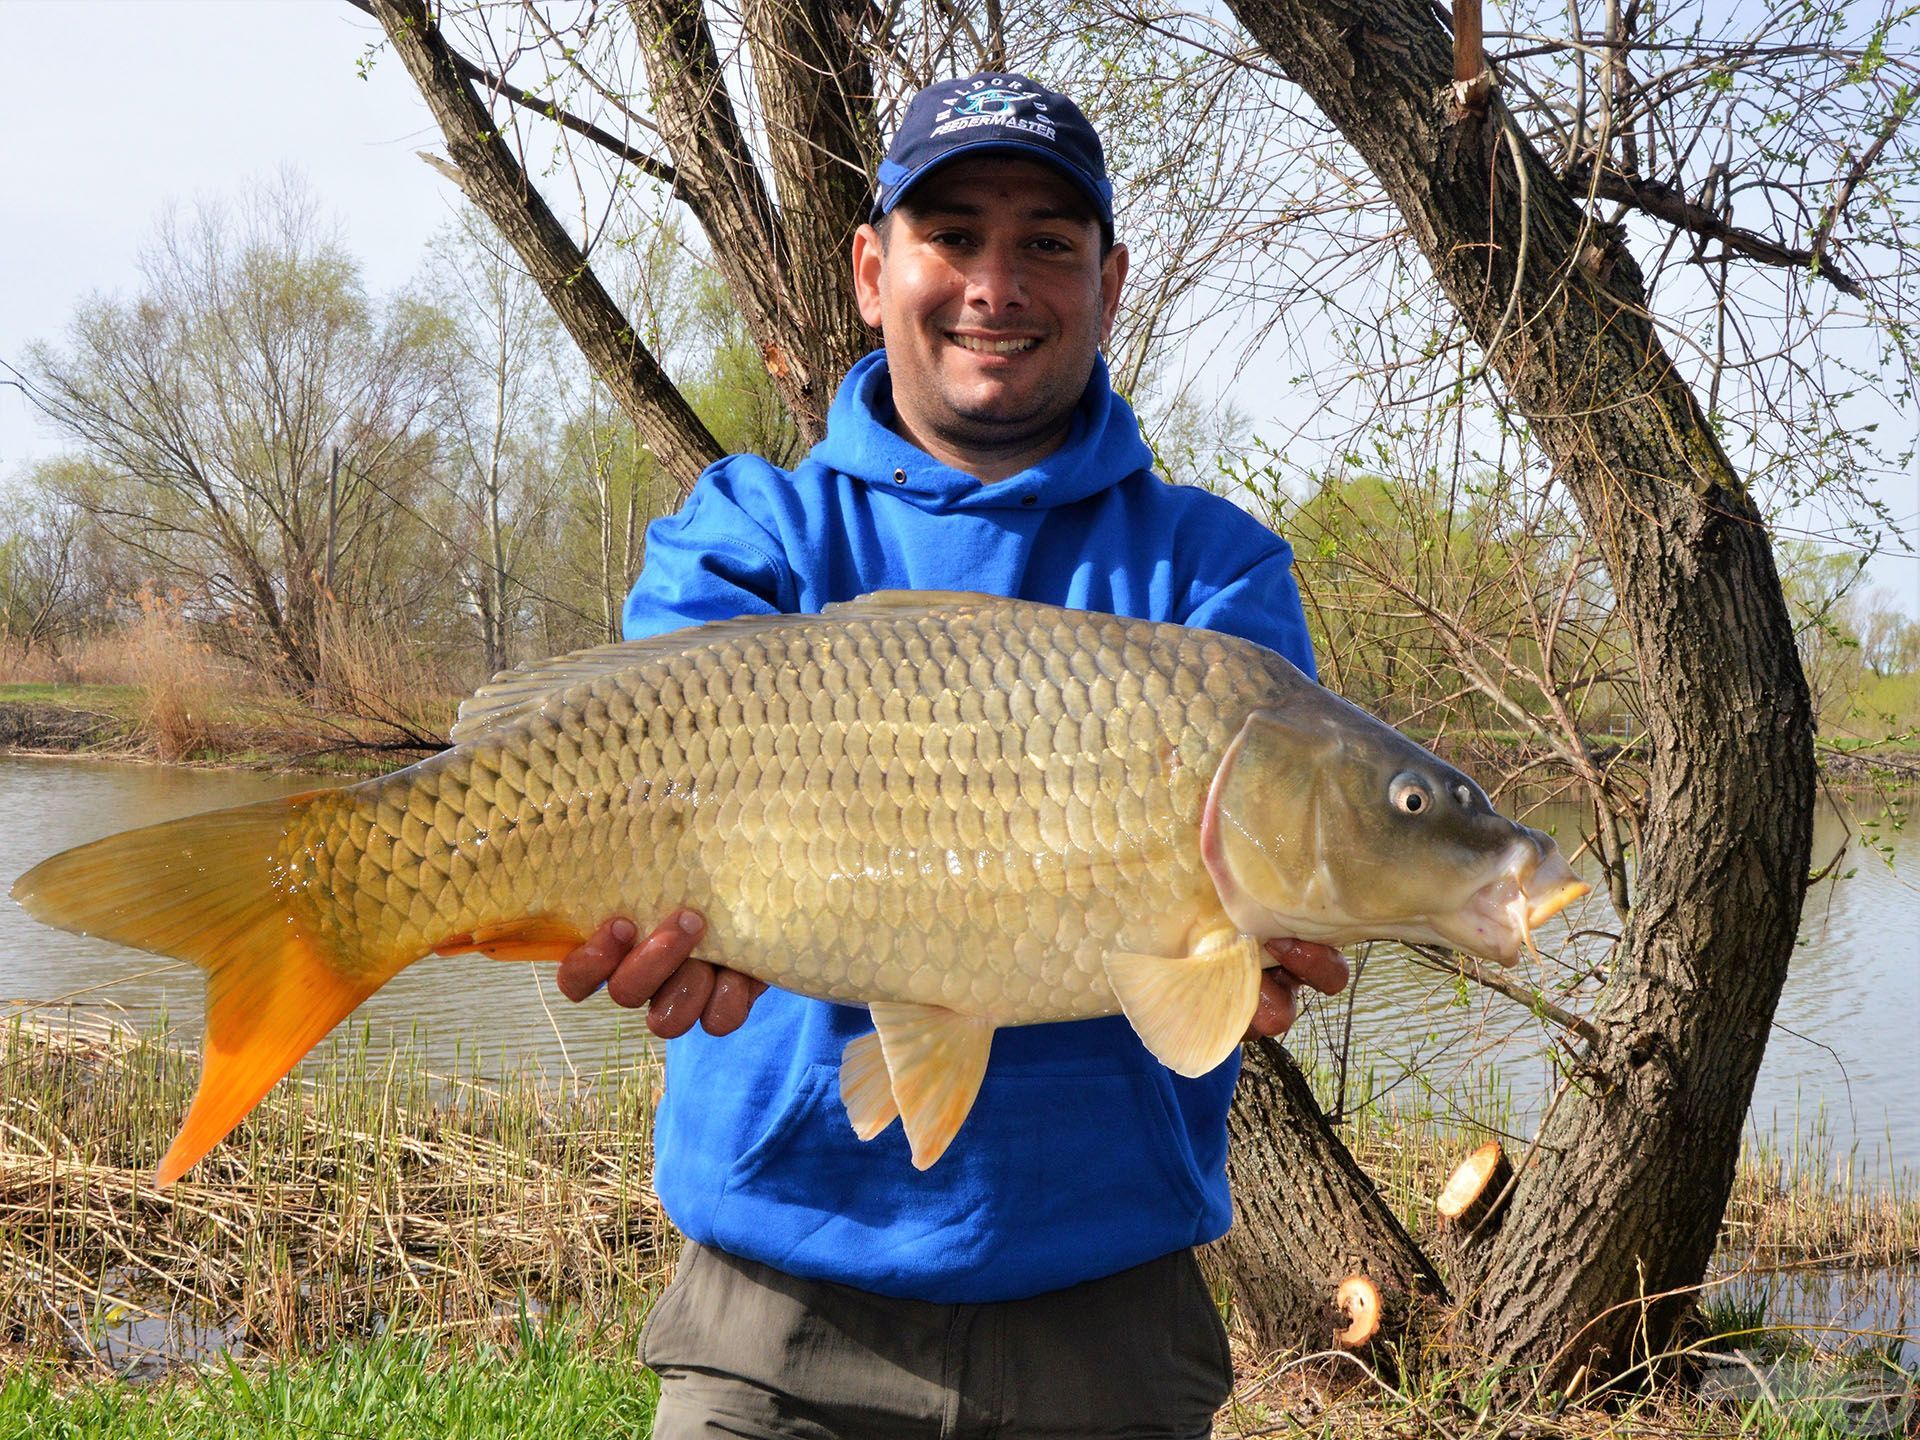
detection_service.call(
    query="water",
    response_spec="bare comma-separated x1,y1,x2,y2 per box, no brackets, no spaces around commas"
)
0,755,1913,1169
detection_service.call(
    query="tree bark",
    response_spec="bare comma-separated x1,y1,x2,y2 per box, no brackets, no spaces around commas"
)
368,0,725,490
1228,0,1816,1390
625,0,873,442
741,0,878,392
1210,1039,1442,1356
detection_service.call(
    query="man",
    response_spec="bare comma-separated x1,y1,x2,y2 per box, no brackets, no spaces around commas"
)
557,73,1349,1438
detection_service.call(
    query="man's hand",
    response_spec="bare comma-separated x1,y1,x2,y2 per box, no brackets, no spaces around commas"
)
1249,939,1349,1040
555,911,767,1038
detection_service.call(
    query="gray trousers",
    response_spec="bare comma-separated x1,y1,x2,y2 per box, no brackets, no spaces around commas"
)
641,1242,1234,1439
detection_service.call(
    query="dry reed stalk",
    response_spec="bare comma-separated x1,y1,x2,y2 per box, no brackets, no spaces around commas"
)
309,606,459,748
0,1014,670,1373
6,1012,1910,1382
114,593,230,762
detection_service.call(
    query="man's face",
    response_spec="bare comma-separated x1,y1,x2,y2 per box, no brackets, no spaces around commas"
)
851,156,1128,476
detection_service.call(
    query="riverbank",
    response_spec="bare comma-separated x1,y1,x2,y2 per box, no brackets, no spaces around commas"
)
0,684,449,777
4,1014,1913,1434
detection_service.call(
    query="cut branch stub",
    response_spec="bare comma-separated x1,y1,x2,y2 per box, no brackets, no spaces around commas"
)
1450,0,1492,114
1333,1274,1383,1348
1435,1140,1515,1238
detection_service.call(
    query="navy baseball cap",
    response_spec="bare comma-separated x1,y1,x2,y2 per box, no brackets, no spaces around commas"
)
872,73,1114,234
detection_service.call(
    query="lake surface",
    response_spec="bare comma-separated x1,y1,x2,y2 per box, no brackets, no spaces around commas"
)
0,754,1913,1175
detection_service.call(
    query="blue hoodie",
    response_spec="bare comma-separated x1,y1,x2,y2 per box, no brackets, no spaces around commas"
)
623,351,1315,1304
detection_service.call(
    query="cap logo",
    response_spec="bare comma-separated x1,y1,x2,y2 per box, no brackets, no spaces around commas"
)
951,87,1033,118
932,89,1057,142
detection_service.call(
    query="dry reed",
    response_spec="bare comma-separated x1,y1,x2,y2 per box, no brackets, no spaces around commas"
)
0,1014,669,1374
4,1010,1913,1396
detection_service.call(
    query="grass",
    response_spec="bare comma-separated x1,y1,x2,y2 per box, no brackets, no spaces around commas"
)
0,684,142,708
0,1316,658,1440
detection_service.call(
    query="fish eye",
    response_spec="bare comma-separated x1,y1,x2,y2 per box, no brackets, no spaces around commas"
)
1389,773,1435,816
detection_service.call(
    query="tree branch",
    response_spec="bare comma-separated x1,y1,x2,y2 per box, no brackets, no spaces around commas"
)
625,0,870,444
343,0,678,185
1567,158,1866,298
368,0,723,490
1809,94,1911,271
1404,944,1604,1046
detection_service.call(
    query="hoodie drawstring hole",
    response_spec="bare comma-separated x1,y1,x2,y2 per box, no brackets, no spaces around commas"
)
893,469,907,485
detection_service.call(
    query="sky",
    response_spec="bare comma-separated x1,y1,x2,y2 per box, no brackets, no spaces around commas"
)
0,0,446,465
2,0,1914,615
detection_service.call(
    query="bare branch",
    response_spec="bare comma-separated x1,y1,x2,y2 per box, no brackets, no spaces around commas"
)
1810,92,1912,270
367,0,724,488
1568,159,1866,297
342,0,677,184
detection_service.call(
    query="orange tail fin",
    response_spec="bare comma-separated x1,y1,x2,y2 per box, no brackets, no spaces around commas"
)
11,791,409,1187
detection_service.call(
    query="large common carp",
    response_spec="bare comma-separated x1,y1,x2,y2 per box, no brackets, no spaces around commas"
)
13,592,1585,1183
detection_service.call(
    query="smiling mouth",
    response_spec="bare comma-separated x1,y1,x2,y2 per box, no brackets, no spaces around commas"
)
949,333,1040,355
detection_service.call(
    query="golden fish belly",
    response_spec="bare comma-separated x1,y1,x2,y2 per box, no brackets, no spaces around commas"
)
279,602,1275,1024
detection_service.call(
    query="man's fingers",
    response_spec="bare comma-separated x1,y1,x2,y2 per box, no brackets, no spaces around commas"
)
1265,938,1350,996
701,968,762,1036
1246,970,1300,1039
555,917,638,1002
647,958,716,1038
603,910,707,1010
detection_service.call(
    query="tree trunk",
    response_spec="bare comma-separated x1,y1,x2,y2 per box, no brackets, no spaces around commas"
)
1210,1038,1443,1356
368,0,725,490
1228,0,1816,1389
741,0,878,397
626,0,873,441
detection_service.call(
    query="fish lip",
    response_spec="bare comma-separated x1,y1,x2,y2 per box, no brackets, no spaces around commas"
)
1448,841,1588,965
1525,875,1589,930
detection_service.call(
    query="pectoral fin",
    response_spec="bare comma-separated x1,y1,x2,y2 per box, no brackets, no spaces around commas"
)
1104,934,1265,1078
862,1003,996,1170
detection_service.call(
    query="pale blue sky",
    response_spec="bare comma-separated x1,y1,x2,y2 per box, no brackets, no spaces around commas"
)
0,0,444,465
3,0,1912,613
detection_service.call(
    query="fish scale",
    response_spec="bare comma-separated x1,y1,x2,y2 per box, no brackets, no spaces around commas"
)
12,591,1590,1181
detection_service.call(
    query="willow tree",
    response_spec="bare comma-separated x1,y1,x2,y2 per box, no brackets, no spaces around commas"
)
357,0,1915,1393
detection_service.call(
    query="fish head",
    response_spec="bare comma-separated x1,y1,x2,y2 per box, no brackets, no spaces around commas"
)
1200,695,1588,965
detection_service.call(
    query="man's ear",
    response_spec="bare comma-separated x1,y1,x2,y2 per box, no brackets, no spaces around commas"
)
851,223,886,329
1099,242,1130,343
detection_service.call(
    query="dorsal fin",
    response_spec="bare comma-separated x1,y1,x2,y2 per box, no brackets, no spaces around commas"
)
450,613,800,743
447,592,1019,745
822,589,1005,615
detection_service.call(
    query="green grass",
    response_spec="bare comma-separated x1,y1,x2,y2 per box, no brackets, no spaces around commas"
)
0,683,142,708
0,1317,658,1440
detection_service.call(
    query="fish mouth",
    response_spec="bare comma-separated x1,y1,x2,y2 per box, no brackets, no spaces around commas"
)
1451,846,1590,966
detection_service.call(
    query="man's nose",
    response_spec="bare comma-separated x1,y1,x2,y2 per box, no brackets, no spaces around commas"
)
964,243,1029,311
